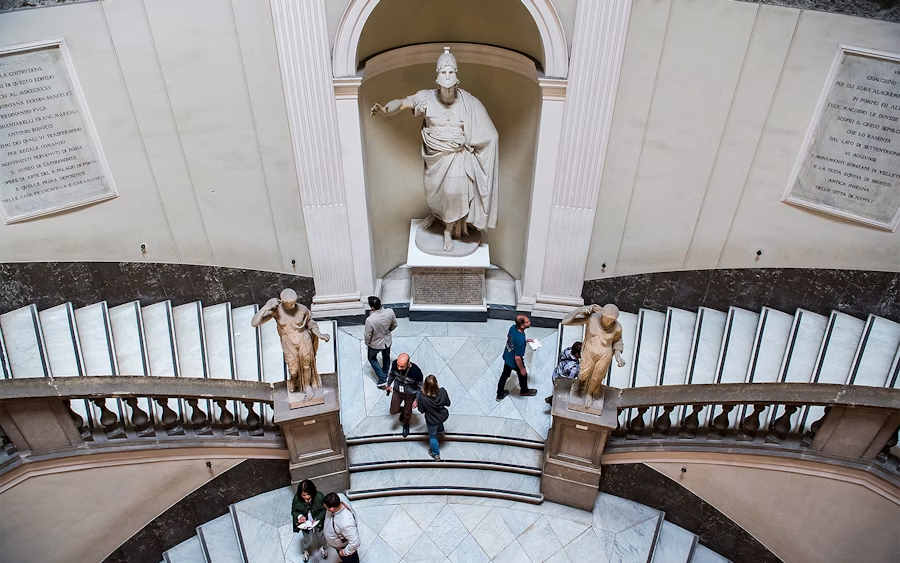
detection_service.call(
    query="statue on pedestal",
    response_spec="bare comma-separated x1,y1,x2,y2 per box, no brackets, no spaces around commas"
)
371,47,499,253
251,288,331,402
561,303,626,408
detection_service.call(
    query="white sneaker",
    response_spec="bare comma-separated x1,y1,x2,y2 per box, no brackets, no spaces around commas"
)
320,546,329,559
302,550,310,562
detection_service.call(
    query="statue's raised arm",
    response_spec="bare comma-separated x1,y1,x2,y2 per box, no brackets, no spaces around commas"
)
370,97,413,117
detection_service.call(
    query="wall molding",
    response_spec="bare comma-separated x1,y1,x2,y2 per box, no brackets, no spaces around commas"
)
362,42,538,84
332,0,568,78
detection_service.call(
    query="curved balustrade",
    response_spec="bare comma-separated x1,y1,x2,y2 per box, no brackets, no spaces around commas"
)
0,377,284,477
602,383,900,485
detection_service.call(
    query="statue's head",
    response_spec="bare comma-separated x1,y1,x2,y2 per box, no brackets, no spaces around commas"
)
600,304,619,329
280,288,298,310
435,47,459,89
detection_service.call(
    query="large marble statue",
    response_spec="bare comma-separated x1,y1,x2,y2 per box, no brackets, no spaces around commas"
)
251,288,331,401
371,47,499,252
561,304,626,405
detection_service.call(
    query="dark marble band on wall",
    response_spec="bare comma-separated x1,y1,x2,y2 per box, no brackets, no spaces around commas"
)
103,459,290,563
0,262,315,314
582,268,900,322
600,463,782,563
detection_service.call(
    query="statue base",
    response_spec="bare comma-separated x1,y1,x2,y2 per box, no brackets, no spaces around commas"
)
287,386,326,409
566,382,605,415
415,218,482,257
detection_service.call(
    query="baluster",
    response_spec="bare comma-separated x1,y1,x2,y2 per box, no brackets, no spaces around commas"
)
92,399,126,439
217,399,238,436
626,407,649,440
737,404,767,442
67,400,92,440
242,401,264,437
679,405,703,439
125,398,155,437
0,426,17,456
766,405,798,444
610,411,622,441
801,406,831,447
155,398,185,436
877,425,899,463
653,405,675,438
709,404,735,439
187,399,212,436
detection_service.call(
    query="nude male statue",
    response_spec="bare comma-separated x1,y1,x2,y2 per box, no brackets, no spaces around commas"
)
251,288,331,401
370,47,499,252
561,303,626,407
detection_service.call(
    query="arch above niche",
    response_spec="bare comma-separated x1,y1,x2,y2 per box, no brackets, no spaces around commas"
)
362,43,538,85
333,0,568,79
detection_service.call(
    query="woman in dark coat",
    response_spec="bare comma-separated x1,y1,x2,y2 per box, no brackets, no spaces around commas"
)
291,479,328,561
416,374,451,460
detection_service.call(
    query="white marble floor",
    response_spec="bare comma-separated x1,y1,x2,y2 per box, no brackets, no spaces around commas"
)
337,318,562,440
269,492,661,563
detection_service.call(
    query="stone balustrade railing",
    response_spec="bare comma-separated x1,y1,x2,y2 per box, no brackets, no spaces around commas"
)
0,376,285,477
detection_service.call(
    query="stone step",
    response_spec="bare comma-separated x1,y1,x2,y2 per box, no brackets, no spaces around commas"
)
746,307,793,384
779,308,828,384
348,439,543,475
686,307,727,385
347,467,543,504
163,535,205,563
203,303,236,381
651,520,698,563
848,314,900,387
691,543,732,563
231,487,295,563
142,301,179,377
197,514,242,563
347,414,545,449
172,302,209,379
609,311,639,390
0,304,49,378
658,307,698,386
259,318,285,385
108,301,150,376
632,309,666,388
39,303,84,377
74,301,118,376
715,307,759,385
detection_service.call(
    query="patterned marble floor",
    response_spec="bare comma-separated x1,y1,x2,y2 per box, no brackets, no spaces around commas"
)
271,492,661,563
336,318,563,439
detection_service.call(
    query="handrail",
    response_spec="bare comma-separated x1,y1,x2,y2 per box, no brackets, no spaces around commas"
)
613,383,900,410
0,376,274,403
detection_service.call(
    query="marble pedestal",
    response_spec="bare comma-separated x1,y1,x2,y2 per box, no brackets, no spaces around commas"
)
406,220,490,321
541,379,618,511
273,376,350,492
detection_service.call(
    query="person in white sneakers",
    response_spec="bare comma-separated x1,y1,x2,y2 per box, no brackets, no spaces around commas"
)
323,493,359,563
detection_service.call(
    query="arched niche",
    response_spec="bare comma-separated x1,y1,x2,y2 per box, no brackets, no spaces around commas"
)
358,44,541,279
333,0,568,78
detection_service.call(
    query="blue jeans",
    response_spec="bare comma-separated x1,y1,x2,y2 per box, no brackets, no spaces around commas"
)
427,422,445,456
367,346,391,385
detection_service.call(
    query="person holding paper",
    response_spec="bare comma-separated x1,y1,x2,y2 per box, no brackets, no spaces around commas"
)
496,315,538,401
291,479,327,562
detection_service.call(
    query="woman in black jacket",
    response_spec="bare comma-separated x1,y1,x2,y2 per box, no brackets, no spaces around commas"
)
416,374,451,460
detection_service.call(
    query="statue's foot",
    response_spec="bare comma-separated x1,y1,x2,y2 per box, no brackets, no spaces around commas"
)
584,393,594,409
422,214,435,229
443,231,454,252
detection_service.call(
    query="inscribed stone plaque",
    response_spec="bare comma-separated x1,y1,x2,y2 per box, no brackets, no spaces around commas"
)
412,267,484,306
0,41,116,224
783,47,900,231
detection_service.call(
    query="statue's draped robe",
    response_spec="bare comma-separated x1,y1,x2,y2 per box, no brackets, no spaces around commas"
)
579,317,623,398
409,88,499,236
274,306,321,392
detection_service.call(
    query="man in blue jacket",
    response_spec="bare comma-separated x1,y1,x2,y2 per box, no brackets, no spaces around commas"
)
496,315,537,401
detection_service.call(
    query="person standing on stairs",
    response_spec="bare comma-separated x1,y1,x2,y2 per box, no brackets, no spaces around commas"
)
545,341,582,406
497,314,538,401
365,296,397,389
323,493,360,563
417,374,451,460
291,479,328,562
386,352,424,437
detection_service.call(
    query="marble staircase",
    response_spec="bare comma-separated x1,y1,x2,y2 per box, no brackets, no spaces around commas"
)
161,487,731,563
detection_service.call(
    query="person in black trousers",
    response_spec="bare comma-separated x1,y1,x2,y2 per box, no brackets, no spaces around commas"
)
417,374,451,460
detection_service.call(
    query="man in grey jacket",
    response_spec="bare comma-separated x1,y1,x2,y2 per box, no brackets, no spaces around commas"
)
364,296,397,389
323,492,359,562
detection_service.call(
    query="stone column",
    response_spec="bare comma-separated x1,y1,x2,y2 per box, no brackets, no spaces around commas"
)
531,0,633,319
269,0,366,317
334,78,376,299
519,79,567,310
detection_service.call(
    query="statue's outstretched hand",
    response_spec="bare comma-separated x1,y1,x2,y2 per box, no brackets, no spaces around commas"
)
321,333,331,343
616,359,626,368
370,103,385,117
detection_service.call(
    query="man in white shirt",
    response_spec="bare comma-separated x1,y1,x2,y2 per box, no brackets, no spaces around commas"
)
323,492,359,562
364,296,397,389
